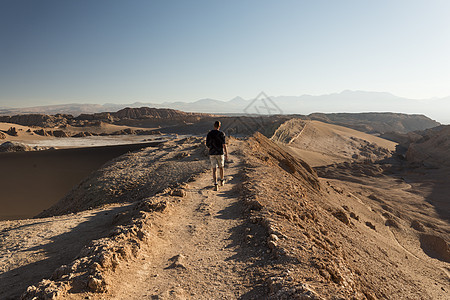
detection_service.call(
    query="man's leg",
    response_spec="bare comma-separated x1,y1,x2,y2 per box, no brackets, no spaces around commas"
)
218,154,225,186
219,167,224,182
212,167,217,184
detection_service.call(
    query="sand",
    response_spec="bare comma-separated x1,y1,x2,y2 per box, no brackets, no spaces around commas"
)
0,121,169,148
0,204,132,300
273,119,397,167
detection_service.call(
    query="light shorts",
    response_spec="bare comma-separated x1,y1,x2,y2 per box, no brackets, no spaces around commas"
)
210,154,225,168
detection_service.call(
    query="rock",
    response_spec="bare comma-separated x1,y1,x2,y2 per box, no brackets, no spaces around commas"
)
6,127,18,136
419,234,450,263
365,221,376,230
51,265,70,280
137,200,167,213
385,219,399,228
349,212,359,220
174,151,190,159
0,141,32,152
88,276,106,292
34,129,52,136
268,240,277,251
266,276,284,293
411,220,425,232
0,131,6,139
268,234,279,242
167,254,187,269
332,211,350,225
0,113,71,127
72,132,87,137
169,189,186,197
52,130,70,138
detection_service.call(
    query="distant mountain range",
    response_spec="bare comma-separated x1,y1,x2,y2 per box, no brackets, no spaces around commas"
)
1,90,449,123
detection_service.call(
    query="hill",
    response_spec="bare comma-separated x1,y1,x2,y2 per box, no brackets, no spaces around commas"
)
306,112,439,134
272,119,397,166
406,125,450,168
0,107,214,128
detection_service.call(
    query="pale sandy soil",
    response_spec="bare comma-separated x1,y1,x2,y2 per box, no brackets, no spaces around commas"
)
0,121,167,148
97,156,267,299
24,134,169,148
273,119,396,167
240,133,449,299
0,204,132,300
0,122,50,142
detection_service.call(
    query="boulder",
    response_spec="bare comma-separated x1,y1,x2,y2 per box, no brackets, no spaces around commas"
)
52,130,70,138
6,127,18,136
34,129,52,136
0,141,32,152
332,210,350,225
169,189,186,197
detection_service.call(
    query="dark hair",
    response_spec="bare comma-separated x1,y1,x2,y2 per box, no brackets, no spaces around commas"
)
214,121,221,128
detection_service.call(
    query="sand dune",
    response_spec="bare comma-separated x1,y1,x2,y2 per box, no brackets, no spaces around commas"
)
272,119,397,166
0,141,162,220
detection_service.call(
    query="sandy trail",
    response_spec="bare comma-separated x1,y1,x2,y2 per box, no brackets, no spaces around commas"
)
100,154,265,299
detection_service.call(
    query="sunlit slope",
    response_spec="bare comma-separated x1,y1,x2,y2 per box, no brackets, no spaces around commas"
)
272,119,397,166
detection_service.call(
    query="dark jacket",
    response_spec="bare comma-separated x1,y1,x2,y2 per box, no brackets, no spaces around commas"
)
206,129,226,155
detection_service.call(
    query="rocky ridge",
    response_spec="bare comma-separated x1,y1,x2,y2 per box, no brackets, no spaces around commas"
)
240,133,448,299
307,112,440,134
0,107,214,128
37,136,209,217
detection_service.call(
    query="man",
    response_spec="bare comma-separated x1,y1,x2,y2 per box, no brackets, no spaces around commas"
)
206,121,228,191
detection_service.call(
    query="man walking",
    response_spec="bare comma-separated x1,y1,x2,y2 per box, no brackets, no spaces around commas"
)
206,121,228,191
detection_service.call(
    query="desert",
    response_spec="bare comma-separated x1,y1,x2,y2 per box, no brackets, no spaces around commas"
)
0,106,448,299
2,2,450,298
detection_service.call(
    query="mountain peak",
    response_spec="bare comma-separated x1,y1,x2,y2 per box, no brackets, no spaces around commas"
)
228,96,245,103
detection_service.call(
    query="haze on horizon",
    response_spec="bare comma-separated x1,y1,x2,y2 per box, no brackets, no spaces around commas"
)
1,0,450,115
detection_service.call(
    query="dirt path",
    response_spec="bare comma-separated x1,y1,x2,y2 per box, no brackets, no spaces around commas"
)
99,155,266,299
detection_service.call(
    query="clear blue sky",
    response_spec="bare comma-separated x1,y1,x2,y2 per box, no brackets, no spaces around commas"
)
1,0,450,107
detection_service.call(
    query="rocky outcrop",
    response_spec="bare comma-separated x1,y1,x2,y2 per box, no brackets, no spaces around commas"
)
307,112,440,134
1,107,213,129
0,141,50,152
112,107,206,120
33,129,51,136
72,132,96,137
419,234,450,263
406,125,450,167
53,130,70,138
76,112,116,122
0,141,32,152
251,132,320,190
6,127,18,136
0,114,72,128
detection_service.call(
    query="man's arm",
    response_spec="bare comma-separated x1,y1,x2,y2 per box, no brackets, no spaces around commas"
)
206,132,211,148
221,132,228,159
223,144,228,160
